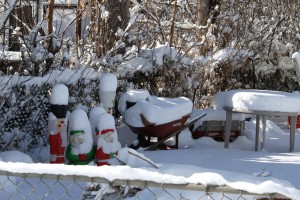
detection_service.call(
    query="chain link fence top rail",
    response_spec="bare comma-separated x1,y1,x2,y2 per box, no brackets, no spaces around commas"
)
0,161,291,200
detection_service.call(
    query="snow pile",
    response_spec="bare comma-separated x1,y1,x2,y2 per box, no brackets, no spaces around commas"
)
125,96,193,127
50,84,69,105
118,89,151,116
99,73,118,92
213,89,300,113
99,73,118,109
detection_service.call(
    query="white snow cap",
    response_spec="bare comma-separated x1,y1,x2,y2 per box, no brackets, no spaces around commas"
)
118,89,151,116
213,89,300,113
69,109,92,136
292,52,300,83
68,108,93,154
125,96,193,127
96,113,116,133
50,84,69,105
99,73,118,92
89,105,107,144
96,113,121,153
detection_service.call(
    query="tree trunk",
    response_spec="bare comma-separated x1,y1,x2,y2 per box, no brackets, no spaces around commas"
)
196,0,210,40
45,0,55,74
75,0,82,58
169,1,177,47
197,0,210,26
95,0,129,57
197,0,217,55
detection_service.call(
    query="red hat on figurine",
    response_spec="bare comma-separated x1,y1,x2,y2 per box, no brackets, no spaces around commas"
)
96,128,114,135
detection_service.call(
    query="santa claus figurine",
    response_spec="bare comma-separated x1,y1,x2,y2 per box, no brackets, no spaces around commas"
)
96,113,121,166
48,84,69,164
66,108,95,165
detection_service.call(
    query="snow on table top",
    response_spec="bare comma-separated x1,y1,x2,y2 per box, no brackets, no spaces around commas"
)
125,96,193,127
211,89,300,113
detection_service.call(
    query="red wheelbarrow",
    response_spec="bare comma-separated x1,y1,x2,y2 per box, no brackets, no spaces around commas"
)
123,95,206,150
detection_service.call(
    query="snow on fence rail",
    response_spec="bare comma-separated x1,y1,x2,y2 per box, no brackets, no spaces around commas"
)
0,162,290,200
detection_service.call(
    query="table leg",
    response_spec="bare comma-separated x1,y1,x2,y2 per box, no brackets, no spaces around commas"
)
224,111,233,148
255,115,261,151
290,116,296,152
261,116,267,150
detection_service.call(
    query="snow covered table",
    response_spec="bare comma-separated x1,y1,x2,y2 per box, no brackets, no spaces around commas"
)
221,89,300,152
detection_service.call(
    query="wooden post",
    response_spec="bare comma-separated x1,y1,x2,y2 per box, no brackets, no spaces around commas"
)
224,111,232,149
290,116,296,152
255,115,260,151
261,116,267,150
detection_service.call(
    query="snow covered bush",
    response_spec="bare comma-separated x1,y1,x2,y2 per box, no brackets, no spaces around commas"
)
0,70,101,153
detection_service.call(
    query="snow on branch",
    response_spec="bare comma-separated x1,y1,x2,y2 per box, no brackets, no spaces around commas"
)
0,0,19,31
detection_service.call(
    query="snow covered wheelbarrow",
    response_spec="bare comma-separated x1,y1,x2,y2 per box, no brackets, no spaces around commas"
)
118,89,206,150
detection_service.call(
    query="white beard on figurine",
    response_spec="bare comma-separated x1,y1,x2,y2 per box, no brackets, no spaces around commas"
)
96,113,121,166
66,108,95,165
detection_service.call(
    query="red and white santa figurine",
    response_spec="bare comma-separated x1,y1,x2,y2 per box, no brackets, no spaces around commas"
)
48,84,69,164
96,113,121,166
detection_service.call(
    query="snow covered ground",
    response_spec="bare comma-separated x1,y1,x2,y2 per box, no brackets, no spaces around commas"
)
118,116,300,199
1,89,300,199
1,113,300,199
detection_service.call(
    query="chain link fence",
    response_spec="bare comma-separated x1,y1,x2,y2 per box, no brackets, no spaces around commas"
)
0,162,290,200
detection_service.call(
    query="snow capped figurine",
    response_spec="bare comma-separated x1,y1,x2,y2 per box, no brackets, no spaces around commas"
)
66,109,95,165
48,84,69,164
89,105,107,146
96,113,121,166
99,73,118,114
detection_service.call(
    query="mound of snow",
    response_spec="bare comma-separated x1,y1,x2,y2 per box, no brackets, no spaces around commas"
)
125,96,193,127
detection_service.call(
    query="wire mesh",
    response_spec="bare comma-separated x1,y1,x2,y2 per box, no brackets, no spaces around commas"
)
0,162,291,200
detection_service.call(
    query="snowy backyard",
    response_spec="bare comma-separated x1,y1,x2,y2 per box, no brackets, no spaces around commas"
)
1,0,300,199
1,87,300,199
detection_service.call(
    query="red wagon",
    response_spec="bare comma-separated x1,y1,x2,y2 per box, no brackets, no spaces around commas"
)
190,120,244,142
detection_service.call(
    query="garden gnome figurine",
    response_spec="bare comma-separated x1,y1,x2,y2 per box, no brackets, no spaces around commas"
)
66,109,95,165
89,105,107,147
48,84,69,164
96,113,121,166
